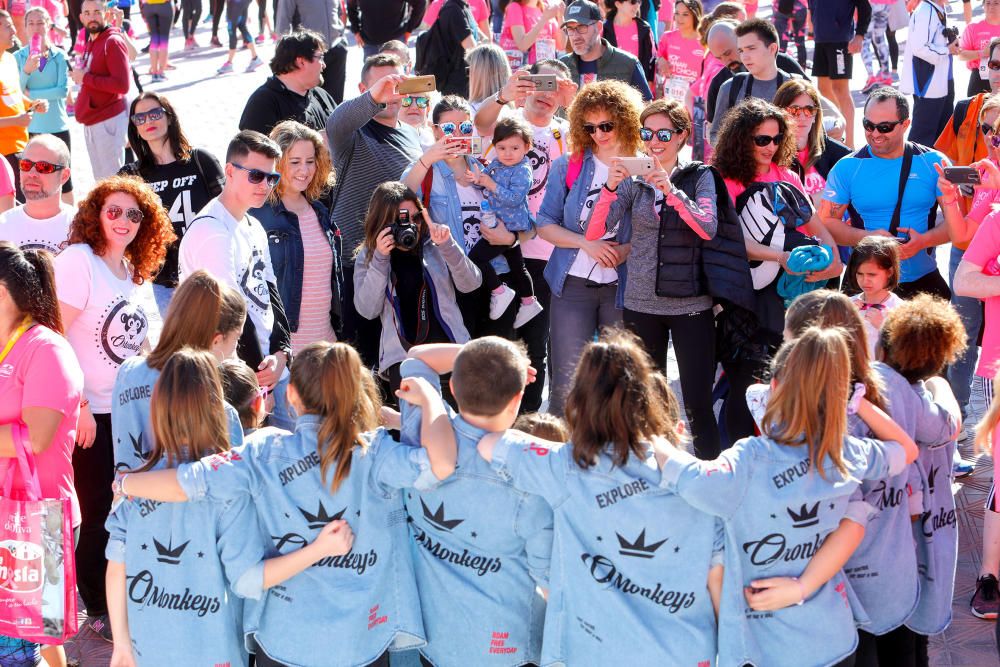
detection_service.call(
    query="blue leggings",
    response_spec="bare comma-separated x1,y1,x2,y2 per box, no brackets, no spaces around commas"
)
226,0,252,50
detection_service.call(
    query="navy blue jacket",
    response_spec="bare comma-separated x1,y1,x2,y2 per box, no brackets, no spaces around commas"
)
808,0,871,44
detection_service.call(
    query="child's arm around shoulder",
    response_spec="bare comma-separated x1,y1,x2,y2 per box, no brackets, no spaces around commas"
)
855,397,919,469
407,343,465,375
396,375,457,480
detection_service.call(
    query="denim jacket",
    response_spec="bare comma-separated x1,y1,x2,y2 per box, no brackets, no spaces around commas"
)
106,459,267,667
844,363,957,635
397,358,550,667
252,199,343,334
483,157,534,232
662,435,908,667
487,430,722,667
536,150,632,308
404,156,509,274
354,237,482,374
111,356,244,473
177,416,426,666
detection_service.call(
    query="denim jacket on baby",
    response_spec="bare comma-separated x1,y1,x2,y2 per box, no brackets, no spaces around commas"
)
486,429,722,667
536,149,632,308
661,434,908,667
111,356,244,473
177,416,427,666
483,157,534,233
906,417,959,635
403,156,509,274
106,459,267,667
397,358,550,667
844,363,957,635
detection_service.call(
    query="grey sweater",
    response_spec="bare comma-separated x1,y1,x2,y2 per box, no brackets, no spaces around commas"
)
326,92,423,268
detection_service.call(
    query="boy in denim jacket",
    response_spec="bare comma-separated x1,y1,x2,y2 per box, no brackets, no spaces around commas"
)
396,337,551,666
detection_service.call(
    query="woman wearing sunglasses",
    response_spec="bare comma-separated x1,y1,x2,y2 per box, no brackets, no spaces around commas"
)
354,180,481,397
120,92,225,313
712,97,841,442
535,79,643,415
51,174,174,642
251,121,341,355
581,98,754,459
773,79,851,207
399,93,436,149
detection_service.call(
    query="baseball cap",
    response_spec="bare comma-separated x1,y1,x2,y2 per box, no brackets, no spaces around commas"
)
561,1,602,27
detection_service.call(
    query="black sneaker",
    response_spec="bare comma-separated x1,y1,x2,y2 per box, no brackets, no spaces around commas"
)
86,613,113,642
971,574,1000,619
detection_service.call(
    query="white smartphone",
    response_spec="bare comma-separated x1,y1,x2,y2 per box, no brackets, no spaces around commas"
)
614,157,655,176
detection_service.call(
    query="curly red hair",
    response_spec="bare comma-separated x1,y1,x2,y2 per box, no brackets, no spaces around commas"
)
68,175,175,284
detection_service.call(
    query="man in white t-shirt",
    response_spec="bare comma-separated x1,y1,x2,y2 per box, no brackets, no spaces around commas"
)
474,58,575,411
0,134,74,253
179,130,293,427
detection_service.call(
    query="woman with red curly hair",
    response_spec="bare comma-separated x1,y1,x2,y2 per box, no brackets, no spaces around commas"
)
51,174,174,637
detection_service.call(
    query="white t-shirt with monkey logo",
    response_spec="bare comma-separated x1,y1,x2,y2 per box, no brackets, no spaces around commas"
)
178,197,275,360
54,243,149,413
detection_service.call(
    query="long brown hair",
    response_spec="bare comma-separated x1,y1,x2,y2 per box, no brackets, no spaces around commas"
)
564,328,680,469
141,348,229,471
712,98,796,186
0,242,63,333
784,290,885,410
763,327,852,479
145,270,246,371
127,92,193,176
773,78,825,172
290,342,381,491
356,181,426,263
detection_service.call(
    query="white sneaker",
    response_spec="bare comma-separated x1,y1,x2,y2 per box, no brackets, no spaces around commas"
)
513,298,543,328
489,284,516,320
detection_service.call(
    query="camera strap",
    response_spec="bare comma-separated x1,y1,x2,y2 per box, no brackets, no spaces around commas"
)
386,270,432,351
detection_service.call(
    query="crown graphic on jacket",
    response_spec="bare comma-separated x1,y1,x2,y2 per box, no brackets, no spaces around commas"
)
787,502,820,528
927,465,939,495
298,501,346,530
616,528,667,558
153,537,190,565
420,499,464,532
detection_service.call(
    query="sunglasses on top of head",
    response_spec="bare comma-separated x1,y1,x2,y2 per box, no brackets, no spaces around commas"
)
231,162,281,187
402,95,429,108
437,121,474,136
752,134,784,147
861,118,905,134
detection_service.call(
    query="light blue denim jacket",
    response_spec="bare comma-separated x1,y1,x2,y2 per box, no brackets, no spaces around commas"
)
111,356,244,473
404,156,509,274
661,435,908,667
486,430,722,667
844,363,957,635
176,416,427,666
483,157,534,232
535,150,632,308
106,459,267,667
398,358,550,667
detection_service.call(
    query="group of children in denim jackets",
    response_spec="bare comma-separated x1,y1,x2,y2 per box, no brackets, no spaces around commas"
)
106,271,967,667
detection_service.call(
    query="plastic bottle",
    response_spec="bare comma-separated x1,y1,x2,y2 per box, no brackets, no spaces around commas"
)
481,200,497,229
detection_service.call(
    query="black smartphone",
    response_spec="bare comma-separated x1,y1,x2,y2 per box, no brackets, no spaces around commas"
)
943,166,982,186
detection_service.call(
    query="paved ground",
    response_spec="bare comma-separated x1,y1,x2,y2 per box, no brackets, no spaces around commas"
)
49,3,999,666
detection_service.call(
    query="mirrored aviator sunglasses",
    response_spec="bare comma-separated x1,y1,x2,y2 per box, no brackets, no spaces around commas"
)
402,96,429,108
640,127,674,142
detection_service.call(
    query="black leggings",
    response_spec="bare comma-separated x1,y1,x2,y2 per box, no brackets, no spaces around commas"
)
258,649,389,667
227,0,253,50
468,239,534,299
624,308,721,459
256,0,277,31
856,627,928,667
142,1,174,49
181,0,202,39
211,0,224,38
74,412,115,618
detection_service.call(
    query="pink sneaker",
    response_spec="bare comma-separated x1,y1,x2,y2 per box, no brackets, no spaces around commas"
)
878,72,896,86
861,75,881,94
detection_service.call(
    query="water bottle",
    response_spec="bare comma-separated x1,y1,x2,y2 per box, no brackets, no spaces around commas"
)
481,200,497,229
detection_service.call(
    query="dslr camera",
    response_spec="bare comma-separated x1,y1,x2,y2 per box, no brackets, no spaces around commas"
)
942,25,960,44
390,209,419,251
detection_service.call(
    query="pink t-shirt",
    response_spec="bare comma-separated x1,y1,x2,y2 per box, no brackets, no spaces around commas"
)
0,155,14,199
614,21,640,59
796,148,827,196
691,53,722,99
500,3,558,67
0,325,83,526
657,30,704,83
964,211,1000,378
724,163,807,203
960,21,1000,73
423,0,489,26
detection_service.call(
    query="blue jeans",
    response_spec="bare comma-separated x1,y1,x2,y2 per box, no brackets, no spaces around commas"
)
948,245,983,415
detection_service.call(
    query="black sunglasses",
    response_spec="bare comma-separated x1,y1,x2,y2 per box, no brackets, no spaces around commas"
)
752,134,784,147
640,127,676,142
989,60,1000,71
583,121,615,135
983,122,998,137
231,162,281,187
130,107,165,126
862,118,905,134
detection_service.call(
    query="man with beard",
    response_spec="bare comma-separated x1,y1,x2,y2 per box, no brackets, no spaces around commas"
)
820,87,959,300
0,134,74,254
558,0,652,100
324,53,421,365
239,30,338,137
70,0,130,180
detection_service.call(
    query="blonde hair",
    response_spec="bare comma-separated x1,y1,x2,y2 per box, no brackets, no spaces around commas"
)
142,348,230,472
290,342,381,491
269,120,335,202
466,43,512,104
763,327,852,479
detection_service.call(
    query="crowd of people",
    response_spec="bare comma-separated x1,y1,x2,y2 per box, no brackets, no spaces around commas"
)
2,0,1000,666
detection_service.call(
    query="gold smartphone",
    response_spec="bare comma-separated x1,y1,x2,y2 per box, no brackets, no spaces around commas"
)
398,75,436,94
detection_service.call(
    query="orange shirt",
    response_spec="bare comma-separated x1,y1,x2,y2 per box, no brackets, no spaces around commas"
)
0,51,28,156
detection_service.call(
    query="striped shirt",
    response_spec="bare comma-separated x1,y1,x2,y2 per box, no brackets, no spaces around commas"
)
290,207,337,354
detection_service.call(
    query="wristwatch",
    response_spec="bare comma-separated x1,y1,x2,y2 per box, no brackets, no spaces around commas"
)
495,91,509,106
